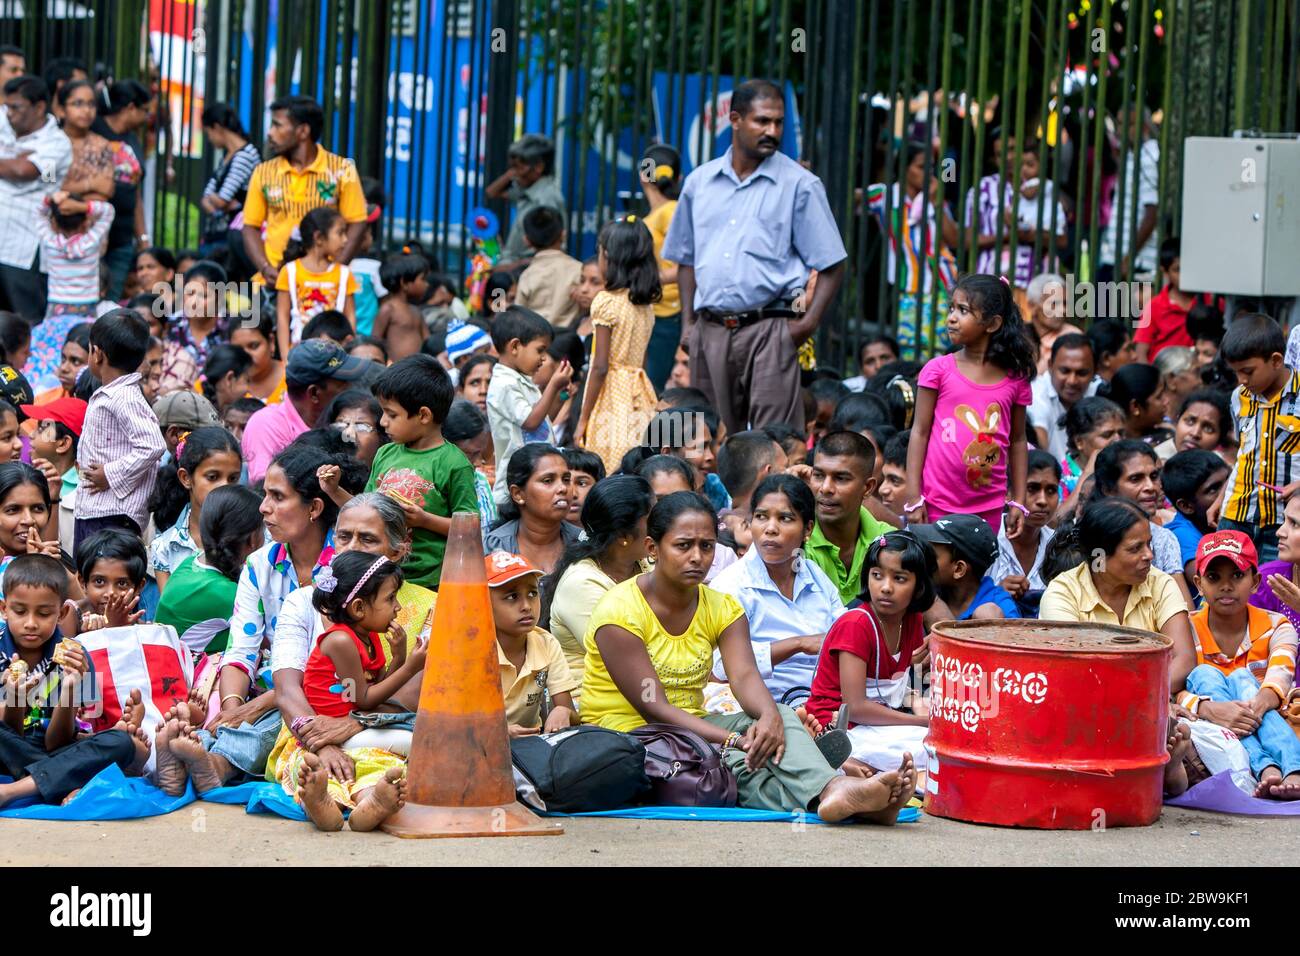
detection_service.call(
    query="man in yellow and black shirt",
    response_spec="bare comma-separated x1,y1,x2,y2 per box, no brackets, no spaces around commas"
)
241,95,367,290
1218,313,1300,563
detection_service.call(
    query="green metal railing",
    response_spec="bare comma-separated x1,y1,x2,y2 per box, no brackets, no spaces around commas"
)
2,0,1296,372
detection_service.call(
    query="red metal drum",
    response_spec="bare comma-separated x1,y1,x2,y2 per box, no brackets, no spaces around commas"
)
925,620,1171,829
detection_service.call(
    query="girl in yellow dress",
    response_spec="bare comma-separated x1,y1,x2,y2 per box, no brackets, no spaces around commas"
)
576,217,662,473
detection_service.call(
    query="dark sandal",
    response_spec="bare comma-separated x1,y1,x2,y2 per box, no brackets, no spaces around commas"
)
815,728,852,769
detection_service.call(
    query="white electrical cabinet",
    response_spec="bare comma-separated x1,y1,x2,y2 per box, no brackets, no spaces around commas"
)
1181,136,1300,296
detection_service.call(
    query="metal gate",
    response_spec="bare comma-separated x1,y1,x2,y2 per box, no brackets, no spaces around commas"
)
4,0,1297,370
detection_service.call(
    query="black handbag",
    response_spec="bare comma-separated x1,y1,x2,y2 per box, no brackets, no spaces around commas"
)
510,726,650,813
630,723,738,807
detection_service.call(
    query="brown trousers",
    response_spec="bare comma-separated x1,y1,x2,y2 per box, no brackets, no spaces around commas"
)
689,316,803,436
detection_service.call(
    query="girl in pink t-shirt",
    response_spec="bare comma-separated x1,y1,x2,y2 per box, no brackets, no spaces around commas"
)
904,274,1036,535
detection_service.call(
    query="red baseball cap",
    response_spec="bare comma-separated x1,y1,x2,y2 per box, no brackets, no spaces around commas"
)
19,397,87,437
484,551,543,588
1195,530,1259,575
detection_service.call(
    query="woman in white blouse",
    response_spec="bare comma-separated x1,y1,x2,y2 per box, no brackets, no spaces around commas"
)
710,474,845,703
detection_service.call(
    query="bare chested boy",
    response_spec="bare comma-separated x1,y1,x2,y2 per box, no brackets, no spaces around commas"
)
373,252,430,362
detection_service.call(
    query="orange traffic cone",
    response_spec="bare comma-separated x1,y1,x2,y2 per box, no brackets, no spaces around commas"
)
382,511,562,838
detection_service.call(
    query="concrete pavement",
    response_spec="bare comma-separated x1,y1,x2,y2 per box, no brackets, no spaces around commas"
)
0,802,1288,866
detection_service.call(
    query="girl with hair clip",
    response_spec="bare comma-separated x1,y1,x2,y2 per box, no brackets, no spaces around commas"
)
904,273,1036,536
639,143,683,389
874,373,917,432
275,206,357,360
804,530,935,775
278,551,425,832
148,426,243,591
575,217,662,473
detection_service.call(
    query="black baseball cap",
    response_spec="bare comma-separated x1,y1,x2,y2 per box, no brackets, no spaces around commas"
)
285,339,368,388
912,515,998,574
0,364,34,416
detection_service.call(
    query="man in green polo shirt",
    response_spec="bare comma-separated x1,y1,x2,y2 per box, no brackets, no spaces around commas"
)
806,431,898,604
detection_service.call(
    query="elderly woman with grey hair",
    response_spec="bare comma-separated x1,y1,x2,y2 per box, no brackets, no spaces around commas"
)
159,493,434,795
1024,272,1083,375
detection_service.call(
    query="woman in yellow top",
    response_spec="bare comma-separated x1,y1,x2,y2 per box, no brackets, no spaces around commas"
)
275,206,358,359
640,144,683,390
581,491,916,822
1039,497,1196,692
575,218,661,475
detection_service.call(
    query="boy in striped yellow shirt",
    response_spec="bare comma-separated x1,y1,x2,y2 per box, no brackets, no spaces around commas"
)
1216,313,1300,562
1179,531,1300,799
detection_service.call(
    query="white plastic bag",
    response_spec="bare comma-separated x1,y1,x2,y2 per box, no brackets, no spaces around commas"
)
1185,717,1256,795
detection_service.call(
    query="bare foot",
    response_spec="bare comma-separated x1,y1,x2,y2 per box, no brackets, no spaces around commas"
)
1254,766,1282,798
816,771,898,823
859,752,917,826
153,719,188,795
348,767,407,832
121,688,145,729
184,686,208,726
169,724,224,794
840,757,876,779
1165,720,1192,798
296,752,344,831
124,723,150,774
795,705,822,738
1266,771,1300,800
60,788,81,805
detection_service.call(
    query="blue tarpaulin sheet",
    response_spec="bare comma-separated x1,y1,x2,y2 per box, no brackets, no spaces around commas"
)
0,766,920,824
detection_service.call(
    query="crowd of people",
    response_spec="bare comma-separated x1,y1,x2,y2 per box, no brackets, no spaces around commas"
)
0,69,1296,833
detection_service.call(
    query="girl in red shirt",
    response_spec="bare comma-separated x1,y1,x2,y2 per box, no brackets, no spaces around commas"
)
806,531,936,773
284,551,427,831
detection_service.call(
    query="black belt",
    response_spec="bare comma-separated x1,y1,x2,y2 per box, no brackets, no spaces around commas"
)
697,302,796,330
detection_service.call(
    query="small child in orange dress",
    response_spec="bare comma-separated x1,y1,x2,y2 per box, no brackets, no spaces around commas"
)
575,217,662,472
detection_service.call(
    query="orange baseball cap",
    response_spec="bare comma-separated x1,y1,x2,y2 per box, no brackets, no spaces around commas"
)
484,551,543,587
19,396,87,437
1195,530,1258,575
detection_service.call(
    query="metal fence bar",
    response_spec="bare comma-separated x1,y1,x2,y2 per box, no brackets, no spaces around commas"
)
10,0,1297,368
1031,0,1057,276
1114,6,1134,283
1127,0,1152,284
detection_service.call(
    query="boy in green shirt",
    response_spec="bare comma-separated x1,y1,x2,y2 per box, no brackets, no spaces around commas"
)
806,430,897,604
365,355,479,587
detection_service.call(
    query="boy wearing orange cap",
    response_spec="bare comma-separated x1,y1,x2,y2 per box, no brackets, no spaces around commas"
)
485,551,579,737
20,396,86,554
1181,530,1300,799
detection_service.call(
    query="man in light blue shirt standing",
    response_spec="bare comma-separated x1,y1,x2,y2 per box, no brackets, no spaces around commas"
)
663,79,847,435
